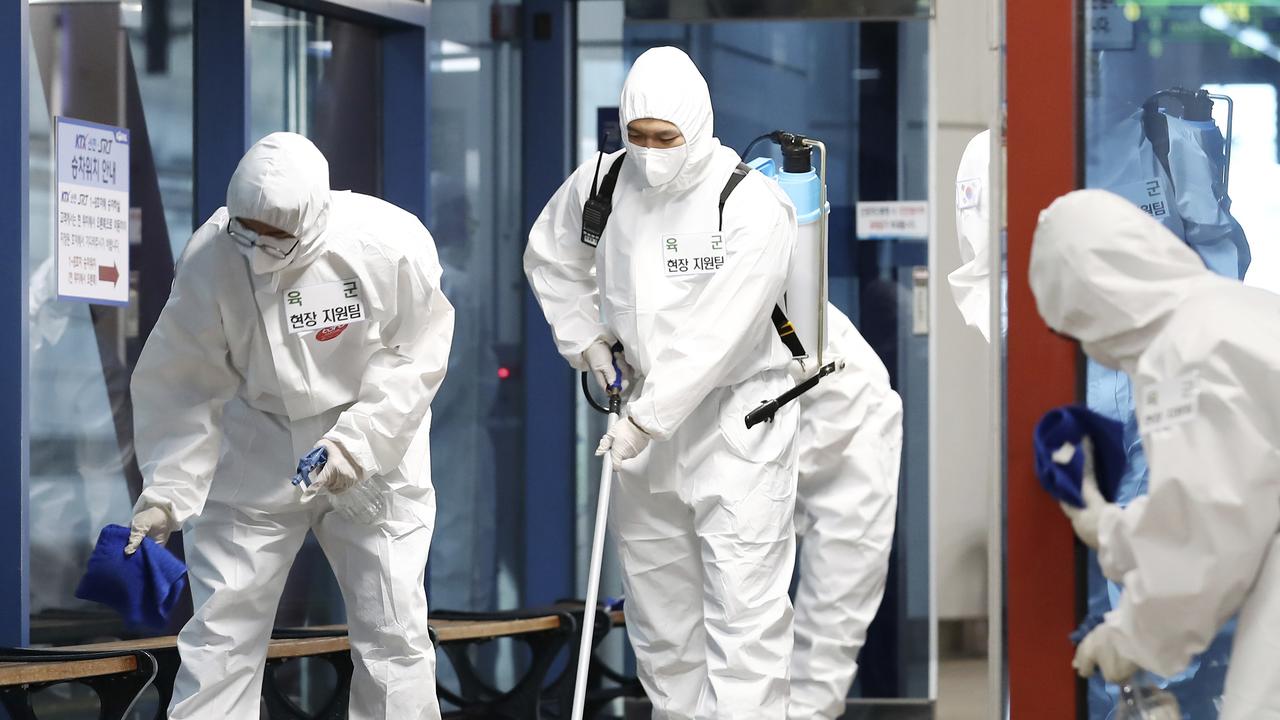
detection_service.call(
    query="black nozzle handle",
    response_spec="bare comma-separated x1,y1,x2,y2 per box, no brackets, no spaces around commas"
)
742,361,844,429
745,399,781,429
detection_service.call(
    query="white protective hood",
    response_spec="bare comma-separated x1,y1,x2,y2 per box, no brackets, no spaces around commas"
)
620,46,718,193
1028,189,1216,373
948,130,994,341
226,132,331,272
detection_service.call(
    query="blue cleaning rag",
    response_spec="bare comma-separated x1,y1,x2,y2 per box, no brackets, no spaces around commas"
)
74,524,188,630
293,446,329,489
1033,405,1126,508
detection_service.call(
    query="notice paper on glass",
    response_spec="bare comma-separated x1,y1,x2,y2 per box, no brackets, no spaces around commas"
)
56,116,130,306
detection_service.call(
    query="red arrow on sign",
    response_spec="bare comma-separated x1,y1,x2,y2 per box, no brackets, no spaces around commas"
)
98,263,120,285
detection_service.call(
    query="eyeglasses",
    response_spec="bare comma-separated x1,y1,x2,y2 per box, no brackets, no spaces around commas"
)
227,220,300,260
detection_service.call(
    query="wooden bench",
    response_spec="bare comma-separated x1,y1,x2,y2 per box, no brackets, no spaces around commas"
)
48,632,358,720
266,611,584,720
0,606,633,720
0,647,159,719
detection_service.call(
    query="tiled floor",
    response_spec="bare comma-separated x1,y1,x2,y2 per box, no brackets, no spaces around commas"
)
619,657,994,720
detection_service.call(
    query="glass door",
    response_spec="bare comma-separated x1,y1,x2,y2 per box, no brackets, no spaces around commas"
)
27,0,193,646
1080,3,1280,717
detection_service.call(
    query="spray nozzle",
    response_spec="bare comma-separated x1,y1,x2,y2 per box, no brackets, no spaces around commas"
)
769,130,808,147
764,131,814,173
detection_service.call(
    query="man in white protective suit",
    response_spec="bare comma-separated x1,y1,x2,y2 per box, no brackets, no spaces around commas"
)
125,132,454,719
1029,189,1280,720
789,303,902,720
524,47,801,718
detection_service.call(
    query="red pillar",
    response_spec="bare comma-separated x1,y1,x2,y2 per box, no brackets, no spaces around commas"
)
1007,0,1082,716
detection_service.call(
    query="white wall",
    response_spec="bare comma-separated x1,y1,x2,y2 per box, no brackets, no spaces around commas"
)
931,0,999,621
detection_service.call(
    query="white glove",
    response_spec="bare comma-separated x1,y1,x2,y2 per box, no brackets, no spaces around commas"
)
1073,624,1140,682
1059,437,1112,549
595,416,651,464
582,340,632,394
126,506,176,555
311,439,363,495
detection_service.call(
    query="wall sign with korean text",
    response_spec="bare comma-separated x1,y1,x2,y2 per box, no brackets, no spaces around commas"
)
56,117,130,305
855,201,930,240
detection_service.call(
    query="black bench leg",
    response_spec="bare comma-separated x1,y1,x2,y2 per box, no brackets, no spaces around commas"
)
490,630,570,719
440,645,503,705
86,673,156,720
149,647,180,720
0,688,39,720
309,654,353,720
439,631,571,719
263,653,353,720
552,611,614,718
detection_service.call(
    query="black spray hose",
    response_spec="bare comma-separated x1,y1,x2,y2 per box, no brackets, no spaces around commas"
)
581,342,626,415
581,372,610,415
740,133,772,160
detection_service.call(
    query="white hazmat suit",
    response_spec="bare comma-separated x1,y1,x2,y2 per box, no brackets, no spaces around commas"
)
524,47,800,719
789,303,902,720
1029,189,1280,719
131,133,453,719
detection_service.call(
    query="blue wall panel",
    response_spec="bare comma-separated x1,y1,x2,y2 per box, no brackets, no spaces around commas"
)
193,0,250,226
521,0,576,606
0,0,31,648
382,28,430,222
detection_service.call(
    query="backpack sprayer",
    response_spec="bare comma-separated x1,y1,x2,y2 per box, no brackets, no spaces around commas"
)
740,130,844,428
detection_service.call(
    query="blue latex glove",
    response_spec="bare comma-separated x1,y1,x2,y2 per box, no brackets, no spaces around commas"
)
75,524,188,629
1033,405,1126,507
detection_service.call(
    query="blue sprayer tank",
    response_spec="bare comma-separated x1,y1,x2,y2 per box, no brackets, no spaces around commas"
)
747,151,827,362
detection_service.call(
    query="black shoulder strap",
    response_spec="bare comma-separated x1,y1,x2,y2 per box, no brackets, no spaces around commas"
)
718,162,752,231
1140,104,1178,197
583,156,808,360
772,305,805,359
581,152,626,247
718,162,808,360
599,152,626,199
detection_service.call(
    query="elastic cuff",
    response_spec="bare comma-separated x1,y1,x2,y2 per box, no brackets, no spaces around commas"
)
627,416,652,436
565,333,616,372
133,495,179,526
625,400,670,441
323,432,375,482
1096,505,1132,582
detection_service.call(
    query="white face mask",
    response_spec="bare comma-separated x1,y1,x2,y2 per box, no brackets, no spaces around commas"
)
248,246,296,275
627,143,689,188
